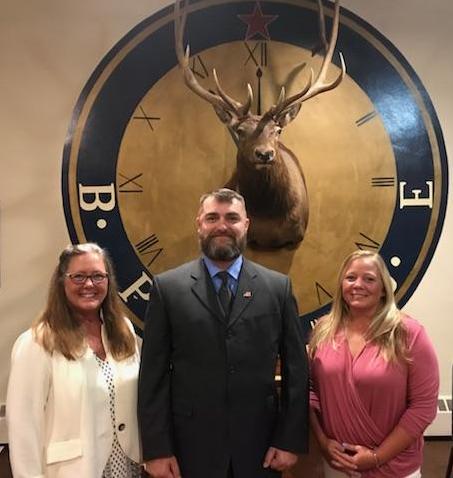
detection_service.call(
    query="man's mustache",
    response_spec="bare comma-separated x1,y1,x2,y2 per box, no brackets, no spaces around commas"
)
208,232,236,240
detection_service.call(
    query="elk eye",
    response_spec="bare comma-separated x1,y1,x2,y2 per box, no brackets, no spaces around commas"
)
275,127,282,135
236,127,245,137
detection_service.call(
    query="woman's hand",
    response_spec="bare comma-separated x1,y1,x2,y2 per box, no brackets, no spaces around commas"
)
342,443,378,471
320,438,359,475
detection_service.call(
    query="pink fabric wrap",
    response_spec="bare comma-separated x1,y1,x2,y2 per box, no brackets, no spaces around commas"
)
310,316,439,477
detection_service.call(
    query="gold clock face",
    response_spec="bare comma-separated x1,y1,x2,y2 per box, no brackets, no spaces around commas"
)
118,40,395,316
62,0,448,330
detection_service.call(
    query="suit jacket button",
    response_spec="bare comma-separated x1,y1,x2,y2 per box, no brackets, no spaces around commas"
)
229,366,236,374
118,423,126,431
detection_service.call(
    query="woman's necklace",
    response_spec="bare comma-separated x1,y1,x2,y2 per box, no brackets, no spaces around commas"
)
79,316,106,360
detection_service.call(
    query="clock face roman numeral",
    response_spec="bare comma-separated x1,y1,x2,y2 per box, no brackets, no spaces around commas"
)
315,282,333,305
190,54,209,79
356,110,378,127
135,234,164,267
355,232,380,250
243,41,268,67
133,105,160,132
371,177,395,187
118,173,143,193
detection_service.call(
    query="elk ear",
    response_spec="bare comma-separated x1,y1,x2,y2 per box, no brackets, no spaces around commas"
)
277,103,302,127
212,106,240,145
213,105,240,128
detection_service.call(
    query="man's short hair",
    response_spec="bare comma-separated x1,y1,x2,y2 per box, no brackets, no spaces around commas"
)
199,188,246,209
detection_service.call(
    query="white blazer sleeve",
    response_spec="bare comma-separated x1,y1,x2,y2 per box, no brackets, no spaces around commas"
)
6,329,51,478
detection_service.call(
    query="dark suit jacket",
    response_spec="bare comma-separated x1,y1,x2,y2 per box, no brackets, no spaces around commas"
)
138,258,309,478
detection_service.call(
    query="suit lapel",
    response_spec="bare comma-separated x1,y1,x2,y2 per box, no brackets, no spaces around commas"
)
190,258,225,323
228,259,258,329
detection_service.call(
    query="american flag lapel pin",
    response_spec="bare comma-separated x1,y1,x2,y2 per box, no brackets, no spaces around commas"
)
243,291,252,298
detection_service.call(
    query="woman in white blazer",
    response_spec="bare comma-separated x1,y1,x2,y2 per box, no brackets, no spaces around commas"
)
7,243,141,478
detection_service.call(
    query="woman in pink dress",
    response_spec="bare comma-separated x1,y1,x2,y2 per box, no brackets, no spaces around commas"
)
309,250,438,478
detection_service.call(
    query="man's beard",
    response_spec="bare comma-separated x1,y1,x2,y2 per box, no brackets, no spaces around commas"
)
200,233,247,262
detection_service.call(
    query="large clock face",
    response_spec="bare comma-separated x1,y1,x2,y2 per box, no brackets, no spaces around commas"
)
62,0,448,333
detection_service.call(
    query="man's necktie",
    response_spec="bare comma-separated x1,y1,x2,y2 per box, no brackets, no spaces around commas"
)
217,271,232,318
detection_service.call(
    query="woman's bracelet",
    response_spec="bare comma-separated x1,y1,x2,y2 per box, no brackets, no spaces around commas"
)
371,449,380,468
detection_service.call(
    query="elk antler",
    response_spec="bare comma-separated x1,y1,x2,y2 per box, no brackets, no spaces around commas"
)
271,0,346,119
174,0,253,119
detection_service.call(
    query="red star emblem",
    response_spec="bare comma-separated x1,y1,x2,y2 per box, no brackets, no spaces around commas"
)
238,2,278,41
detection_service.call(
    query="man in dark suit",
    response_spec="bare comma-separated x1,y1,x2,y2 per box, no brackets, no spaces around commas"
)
138,188,309,478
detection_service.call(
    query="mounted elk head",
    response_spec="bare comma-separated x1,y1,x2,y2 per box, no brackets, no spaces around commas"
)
174,0,345,249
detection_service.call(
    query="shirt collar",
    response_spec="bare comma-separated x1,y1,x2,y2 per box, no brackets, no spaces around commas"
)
202,254,243,281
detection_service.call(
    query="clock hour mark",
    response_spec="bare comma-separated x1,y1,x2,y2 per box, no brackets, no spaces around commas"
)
390,256,401,267
356,110,378,127
371,177,395,187
238,2,278,40
97,219,107,229
135,234,164,267
133,105,160,131
190,55,209,79
355,233,380,251
315,282,333,305
243,41,268,67
118,173,143,193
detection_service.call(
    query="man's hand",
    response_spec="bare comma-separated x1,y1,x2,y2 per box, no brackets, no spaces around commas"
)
143,456,181,478
263,446,298,471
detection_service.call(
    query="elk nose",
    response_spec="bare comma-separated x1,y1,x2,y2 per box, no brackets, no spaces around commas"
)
255,149,275,163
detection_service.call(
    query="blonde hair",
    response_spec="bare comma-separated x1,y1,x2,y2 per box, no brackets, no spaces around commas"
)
32,243,136,361
309,250,409,362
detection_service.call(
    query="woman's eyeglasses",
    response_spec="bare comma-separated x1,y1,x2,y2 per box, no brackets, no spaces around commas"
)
65,273,109,284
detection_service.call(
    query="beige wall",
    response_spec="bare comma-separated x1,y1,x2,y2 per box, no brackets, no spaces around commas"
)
0,0,451,442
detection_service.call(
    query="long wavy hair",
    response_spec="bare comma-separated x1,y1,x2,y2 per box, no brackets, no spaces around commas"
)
32,243,136,360
309,250,409,363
